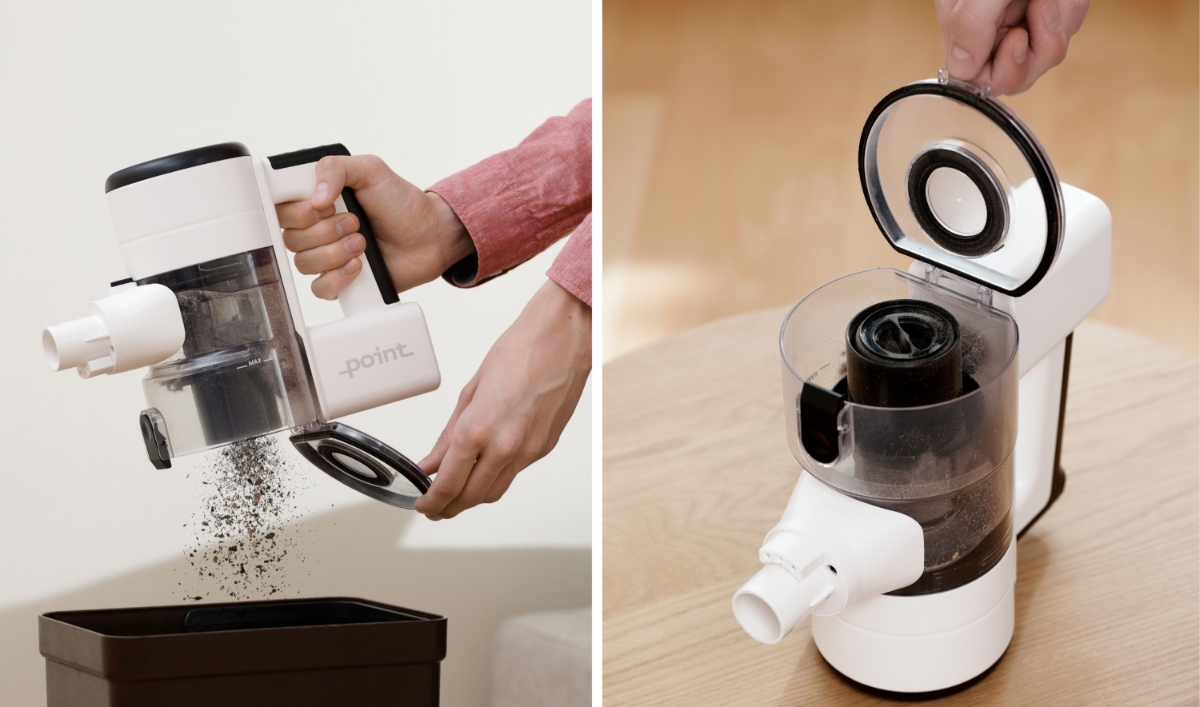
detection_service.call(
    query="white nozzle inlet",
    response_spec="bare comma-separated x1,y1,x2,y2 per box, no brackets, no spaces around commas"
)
733,563,834,645
43,284,184,377
731,473,927,647
43,316,109,371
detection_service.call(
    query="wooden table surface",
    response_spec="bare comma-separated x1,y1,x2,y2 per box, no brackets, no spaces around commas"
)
603,311,1198,705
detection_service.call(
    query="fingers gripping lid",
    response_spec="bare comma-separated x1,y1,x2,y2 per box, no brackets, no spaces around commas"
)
859,72,1064,296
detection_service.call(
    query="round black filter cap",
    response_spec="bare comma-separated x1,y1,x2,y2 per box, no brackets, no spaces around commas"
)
907,146,1007,257
846,299,962,408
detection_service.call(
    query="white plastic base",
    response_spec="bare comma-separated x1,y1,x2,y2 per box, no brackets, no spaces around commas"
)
811,541,1016,693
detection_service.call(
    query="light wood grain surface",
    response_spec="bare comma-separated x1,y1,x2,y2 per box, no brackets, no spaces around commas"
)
603,312,1198,705
603,0,1199,360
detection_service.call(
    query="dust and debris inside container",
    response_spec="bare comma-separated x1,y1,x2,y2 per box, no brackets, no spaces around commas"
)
781,267,1019,595
138,247,320,458
39,597,446,707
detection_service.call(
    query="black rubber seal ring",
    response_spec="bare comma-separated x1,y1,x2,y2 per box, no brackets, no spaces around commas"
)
822,647,1007,699
907,148,1006,257
858,81,1062,297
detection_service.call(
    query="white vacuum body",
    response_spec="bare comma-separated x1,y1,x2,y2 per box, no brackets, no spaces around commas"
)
44,143,441,509
732,74,1111,692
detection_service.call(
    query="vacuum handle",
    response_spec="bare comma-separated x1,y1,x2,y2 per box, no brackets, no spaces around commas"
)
264,144,399,316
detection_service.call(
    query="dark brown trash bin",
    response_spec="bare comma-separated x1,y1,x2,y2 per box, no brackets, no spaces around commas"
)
39,597,446,707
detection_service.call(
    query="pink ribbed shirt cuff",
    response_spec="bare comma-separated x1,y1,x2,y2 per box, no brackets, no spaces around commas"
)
548,214,591,306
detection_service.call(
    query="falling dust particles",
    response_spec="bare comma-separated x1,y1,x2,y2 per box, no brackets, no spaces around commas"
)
178,435,316,601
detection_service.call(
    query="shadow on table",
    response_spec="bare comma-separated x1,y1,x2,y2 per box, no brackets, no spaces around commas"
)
1013,534,1052,636
0,502,591,707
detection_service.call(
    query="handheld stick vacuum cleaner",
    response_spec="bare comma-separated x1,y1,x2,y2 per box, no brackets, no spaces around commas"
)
731,73,1111,693
44,142,440,509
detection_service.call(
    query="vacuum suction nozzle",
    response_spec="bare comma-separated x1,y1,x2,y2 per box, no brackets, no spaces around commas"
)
733,532,837,644
732,473,926,645
44,284,185,378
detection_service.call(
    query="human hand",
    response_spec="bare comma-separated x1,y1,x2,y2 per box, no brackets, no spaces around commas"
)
936,0,1090,96
414,280,592,520
275,155,475,299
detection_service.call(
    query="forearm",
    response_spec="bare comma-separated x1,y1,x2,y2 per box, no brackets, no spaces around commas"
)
423,191,475,275
531,278,592,377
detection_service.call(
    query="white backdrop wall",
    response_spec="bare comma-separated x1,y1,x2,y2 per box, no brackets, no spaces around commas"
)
0,1,591,705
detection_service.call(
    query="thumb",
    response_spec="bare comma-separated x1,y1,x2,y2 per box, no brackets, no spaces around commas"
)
942,0,1015,81
310,154,386,210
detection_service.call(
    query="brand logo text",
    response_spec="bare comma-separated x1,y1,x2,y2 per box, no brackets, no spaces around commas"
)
339,343,414,379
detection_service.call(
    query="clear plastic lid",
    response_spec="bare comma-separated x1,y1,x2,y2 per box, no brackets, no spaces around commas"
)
859,72,1063,296
291,423,430,509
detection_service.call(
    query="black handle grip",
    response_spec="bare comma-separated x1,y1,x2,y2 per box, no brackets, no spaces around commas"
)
266,144,399,305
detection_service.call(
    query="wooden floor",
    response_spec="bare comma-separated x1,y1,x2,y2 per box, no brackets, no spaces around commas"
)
603,0,1199,360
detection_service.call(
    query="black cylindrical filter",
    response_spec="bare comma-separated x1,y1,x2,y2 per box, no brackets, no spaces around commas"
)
840,297,1010,596
845,299,962,408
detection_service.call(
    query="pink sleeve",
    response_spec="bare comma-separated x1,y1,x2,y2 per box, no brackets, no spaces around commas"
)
428,99,592,304
546,213,591,306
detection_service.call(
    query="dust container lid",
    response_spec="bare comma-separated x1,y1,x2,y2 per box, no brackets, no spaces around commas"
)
859,71,1064,296
291,423,430,509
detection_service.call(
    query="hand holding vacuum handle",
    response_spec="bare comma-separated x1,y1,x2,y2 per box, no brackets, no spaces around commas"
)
260,144,441,421
264,144,398,318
